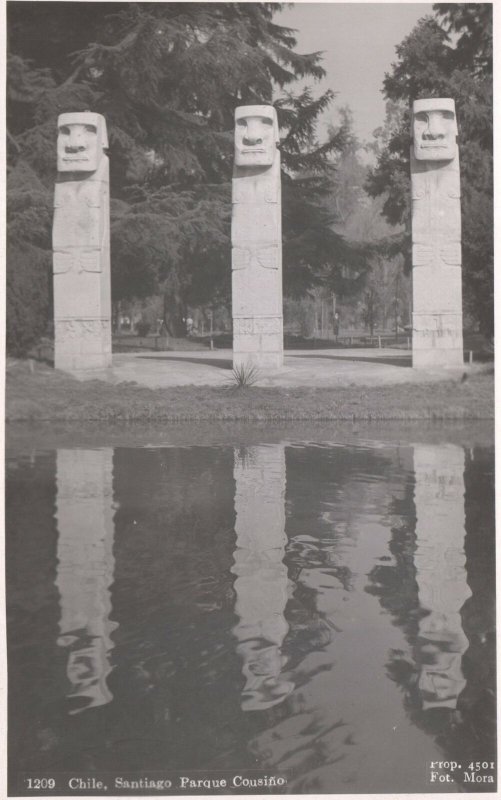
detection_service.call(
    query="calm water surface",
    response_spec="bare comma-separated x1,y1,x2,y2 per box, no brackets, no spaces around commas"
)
6,425,496,794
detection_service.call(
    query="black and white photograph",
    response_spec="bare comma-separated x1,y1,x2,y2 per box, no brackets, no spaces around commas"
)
4,1,496,797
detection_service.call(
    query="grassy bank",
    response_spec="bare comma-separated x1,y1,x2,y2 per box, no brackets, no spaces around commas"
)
6,360,494,421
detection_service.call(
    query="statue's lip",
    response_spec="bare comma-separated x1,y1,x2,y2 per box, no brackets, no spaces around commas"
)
241,148,265,153
419,143,447,147
62,155,90,160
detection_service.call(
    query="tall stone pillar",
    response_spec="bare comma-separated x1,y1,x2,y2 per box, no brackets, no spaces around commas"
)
53,112,112,373
410,98,463,368
413,444,470,710
55,448,117,713
232,445,293,710
232,106,283,369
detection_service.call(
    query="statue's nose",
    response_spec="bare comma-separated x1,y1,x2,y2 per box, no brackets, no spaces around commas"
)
243,134,263,145
243,120,264,145
423,115,445,139
65,129,87,151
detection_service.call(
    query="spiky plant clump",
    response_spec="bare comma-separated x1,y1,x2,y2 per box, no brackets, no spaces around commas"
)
229,362,260,389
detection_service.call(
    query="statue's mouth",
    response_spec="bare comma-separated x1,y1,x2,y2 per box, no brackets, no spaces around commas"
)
419,143,447,148
242,148,265,153
63,155,90,160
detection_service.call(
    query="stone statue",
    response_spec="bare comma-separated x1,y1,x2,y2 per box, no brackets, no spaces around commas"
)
410,98,463,367
53,112,112,373
232,105,283,369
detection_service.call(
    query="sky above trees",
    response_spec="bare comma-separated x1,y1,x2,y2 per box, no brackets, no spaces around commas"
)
279,2,433,142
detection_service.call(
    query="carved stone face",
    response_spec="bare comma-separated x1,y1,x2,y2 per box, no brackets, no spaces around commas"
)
412,99,457,161
234,105,279,167
57,112,108,172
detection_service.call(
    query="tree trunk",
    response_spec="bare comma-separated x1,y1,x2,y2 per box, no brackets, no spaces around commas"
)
112,300,121,334
163,291,186,338
394,272,400,338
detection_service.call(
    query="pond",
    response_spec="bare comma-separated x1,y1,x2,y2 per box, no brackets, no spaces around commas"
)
6,423,496,795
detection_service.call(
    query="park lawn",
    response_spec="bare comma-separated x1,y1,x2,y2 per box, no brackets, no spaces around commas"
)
5,360,494,421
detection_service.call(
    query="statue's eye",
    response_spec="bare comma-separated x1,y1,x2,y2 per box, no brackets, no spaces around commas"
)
236,120,247,127
414,112,428,123
85,125,97,133
59,126,70,135
442,111,455,121
260,118,273,127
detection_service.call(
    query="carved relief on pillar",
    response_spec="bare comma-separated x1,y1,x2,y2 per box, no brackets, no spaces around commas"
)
233,317,282,335
254,317,282,334
411,167,461,271
412,242,461,270
55,318,111,342
53,250,103,274
232,244,279,271
233,318,255,335
233,177,278,205
413,313,462,338
53,180,106,249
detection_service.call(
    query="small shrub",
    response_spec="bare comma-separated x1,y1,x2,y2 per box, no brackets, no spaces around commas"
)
228,362,260,388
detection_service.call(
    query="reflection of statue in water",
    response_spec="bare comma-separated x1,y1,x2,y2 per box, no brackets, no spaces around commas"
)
55,449,117,713
232,445,293,710
413,444,470,709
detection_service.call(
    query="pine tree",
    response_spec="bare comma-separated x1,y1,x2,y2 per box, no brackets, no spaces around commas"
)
7,2,357,346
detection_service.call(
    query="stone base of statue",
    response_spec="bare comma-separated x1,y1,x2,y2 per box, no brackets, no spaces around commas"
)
54,318,112,374
412,312,463,369
233,316,283,370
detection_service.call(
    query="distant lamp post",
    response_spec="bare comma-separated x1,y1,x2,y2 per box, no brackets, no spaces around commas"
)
207,308,214,350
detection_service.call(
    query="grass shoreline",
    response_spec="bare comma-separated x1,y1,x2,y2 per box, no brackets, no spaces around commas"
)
6,361,494,422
